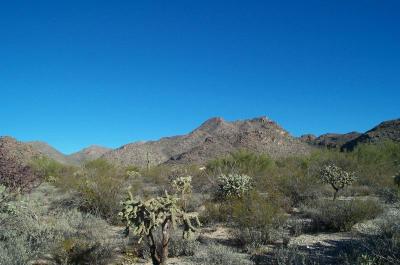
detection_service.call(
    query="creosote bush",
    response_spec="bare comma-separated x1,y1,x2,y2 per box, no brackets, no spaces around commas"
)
232,192,287,250
301,198,383,232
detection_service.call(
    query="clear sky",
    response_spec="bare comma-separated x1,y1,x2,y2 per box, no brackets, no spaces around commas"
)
1,1,399,154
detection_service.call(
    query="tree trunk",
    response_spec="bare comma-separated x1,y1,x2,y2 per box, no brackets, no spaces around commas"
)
333,188,339,201
149,232,161,265
160,220,171,265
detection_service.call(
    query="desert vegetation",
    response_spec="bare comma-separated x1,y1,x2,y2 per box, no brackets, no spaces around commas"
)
0,140,400,264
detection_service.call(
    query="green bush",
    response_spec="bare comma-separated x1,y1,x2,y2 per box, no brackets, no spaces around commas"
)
0,183,121,265
201,201,232,224
340,211,400,265
301,199,383,232
350,141,400,188
206,150,274,178
30,156,74,182
55,159,129,223
231,192,286,249
189,243,254,265
277,173,321,206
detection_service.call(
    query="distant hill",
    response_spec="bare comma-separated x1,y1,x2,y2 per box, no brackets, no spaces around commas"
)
27,141,71,164
102,116,311,166
27,142,111,165
342,119,400,151
0,136,41,189
299,132,361,149
68,145,112,164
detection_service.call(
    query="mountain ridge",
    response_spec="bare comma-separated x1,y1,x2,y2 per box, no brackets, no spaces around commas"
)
102,116,311,166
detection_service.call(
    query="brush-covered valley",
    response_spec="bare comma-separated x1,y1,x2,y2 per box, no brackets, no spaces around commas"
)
1,117,400,265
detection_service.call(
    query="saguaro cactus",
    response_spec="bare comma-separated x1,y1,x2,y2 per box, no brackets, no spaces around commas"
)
320,164,355,200
119,191,200,265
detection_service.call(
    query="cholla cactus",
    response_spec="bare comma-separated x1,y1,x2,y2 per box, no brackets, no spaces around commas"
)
126,170,140,178
320,164,356,200
217,174,252,199
171,175,192,210
171,175,192,195
119,191,200,265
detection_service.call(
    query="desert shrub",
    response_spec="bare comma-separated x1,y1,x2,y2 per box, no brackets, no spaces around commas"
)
231,192,287,250
55,159,128,223
141,165,171,186
268,246,312,265
206,150,274,178
189,243,254,265
301,198,383,232
277,173,321,206
30,156,74,182
340,211,400,265
350,141,400,188
138,230,200,259
0,154,39,191
201,201,232,224
377,187,400,203
0,184,121,265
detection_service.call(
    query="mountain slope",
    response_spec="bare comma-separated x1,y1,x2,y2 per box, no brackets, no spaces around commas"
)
102,116,311,166
299,132,361,149
342,119,400,151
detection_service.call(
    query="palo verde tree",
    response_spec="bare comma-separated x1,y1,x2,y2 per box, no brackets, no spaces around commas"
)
119,191,200,265
320,164,356,200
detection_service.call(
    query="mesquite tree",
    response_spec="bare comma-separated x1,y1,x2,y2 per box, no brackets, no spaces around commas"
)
119,191,200,265
320,164,356,200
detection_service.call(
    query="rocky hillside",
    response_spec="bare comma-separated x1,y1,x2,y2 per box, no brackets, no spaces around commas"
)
342,118,400,151
0,136,41,189
27,142,110,165
68,145,111,164
102,116,311,166
299,132,361,149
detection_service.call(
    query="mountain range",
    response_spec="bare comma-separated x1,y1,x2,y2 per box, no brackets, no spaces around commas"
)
1,117,399,168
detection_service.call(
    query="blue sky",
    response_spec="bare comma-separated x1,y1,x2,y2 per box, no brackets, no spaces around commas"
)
1,1,399,154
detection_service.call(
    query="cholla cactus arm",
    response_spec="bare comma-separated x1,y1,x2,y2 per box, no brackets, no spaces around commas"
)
320,164,356,200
